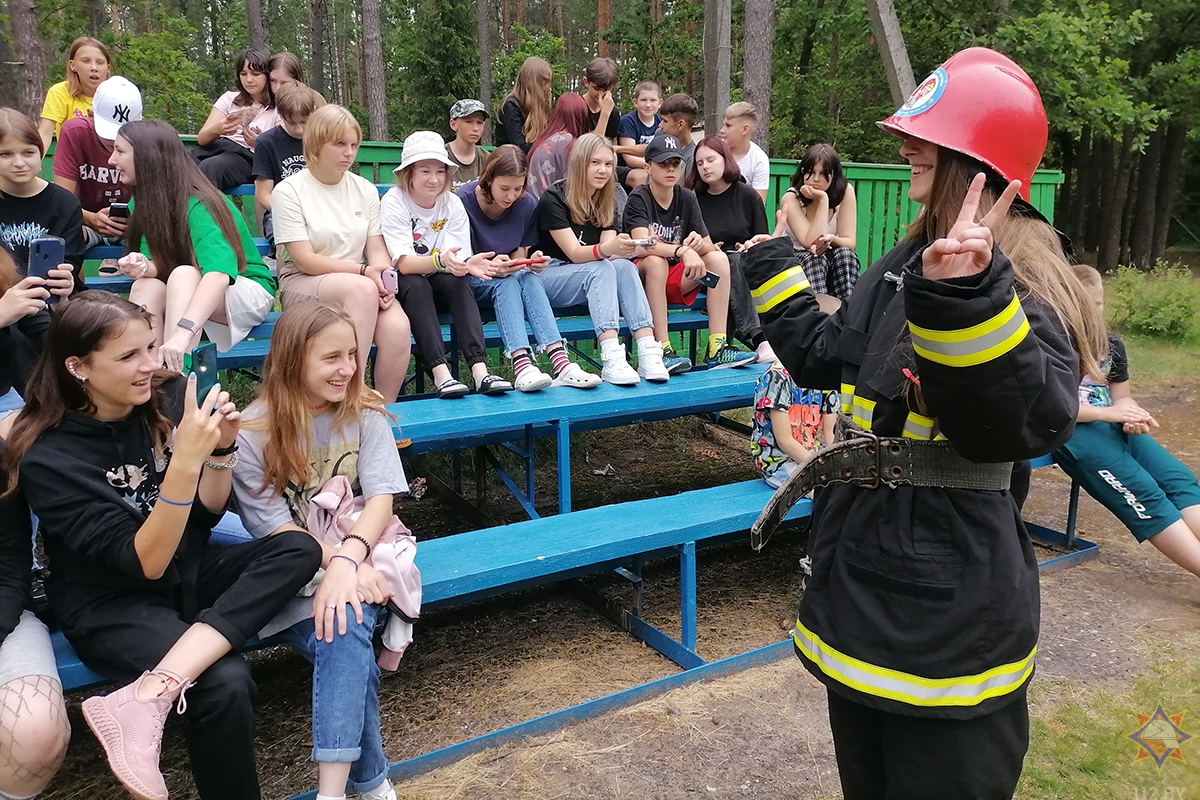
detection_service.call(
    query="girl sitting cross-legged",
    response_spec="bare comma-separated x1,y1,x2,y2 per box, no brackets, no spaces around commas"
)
457,145,601,391
233,301,411,800
3,291,323,800
380,130,512,399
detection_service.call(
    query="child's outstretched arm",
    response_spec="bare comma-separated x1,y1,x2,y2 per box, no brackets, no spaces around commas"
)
770,408,814,465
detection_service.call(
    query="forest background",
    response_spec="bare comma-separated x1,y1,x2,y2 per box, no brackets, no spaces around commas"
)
2,0,1198,270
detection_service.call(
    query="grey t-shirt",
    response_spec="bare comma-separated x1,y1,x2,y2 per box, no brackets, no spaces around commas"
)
233,405,408,635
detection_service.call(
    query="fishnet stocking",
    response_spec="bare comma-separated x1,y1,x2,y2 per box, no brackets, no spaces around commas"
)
0,676,70,796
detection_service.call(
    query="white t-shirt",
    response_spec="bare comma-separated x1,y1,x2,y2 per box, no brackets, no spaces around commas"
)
379,187,474,262
736,141,770,192
212,91,281,151
271,169,382,279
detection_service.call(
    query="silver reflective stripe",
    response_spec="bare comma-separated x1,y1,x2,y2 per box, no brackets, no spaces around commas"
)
752,266,810,314
909,294,1030,368
794,622,1036,707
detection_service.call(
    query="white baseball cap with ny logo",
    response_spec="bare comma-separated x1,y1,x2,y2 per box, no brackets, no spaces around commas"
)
92,76,143,141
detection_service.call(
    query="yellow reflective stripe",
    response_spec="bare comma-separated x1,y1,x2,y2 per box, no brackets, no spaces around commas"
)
909,293,1030,367
850,395,875,431
840,382,855,414
752,266,810,314
794,621,1036,707
902,411,945,441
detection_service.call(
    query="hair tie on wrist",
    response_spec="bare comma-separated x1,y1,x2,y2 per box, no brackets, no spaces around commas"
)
330,553,359,570
360,264,368,276
157,495,193,507
211,444,238,457
592,243,601,261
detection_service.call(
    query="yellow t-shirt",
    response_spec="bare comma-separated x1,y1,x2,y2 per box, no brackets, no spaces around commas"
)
41,82,94,139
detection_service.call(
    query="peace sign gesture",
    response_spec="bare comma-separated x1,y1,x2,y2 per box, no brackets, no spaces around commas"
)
921,173,1022,281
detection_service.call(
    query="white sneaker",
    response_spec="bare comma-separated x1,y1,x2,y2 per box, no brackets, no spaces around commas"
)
636,340,670,382
514,366,553,392
552,362,602,389
756,340,777,364
360,780,398,800
602,357,640,385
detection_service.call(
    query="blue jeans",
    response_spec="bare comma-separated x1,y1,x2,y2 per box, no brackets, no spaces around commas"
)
470,271,564,357
282,603,389,794
539,258,653,336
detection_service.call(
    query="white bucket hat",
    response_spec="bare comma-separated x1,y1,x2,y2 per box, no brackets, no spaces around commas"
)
395,130,458,173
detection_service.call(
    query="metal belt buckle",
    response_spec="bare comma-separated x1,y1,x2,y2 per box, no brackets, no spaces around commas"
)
877,436,911,488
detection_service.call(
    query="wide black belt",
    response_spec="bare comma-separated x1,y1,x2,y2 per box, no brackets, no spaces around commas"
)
750,419,1013,550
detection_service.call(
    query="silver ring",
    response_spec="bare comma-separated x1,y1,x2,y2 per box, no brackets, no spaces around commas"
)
326,604,337,609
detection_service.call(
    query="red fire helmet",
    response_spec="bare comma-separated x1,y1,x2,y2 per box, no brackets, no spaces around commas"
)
877,47,1047,201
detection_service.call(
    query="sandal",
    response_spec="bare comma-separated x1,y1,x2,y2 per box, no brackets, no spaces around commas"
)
436,378,470,399
476,374,514,395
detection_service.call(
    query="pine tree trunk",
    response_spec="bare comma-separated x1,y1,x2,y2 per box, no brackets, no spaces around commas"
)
310,0,327,97
245,0,267,50
7,0,45,119
1086,134,1110,254
500,0,512,48
743,0,773,150
1067,127,1091,249
1128,129,1161,269
362,0,388,140
702,0,732,136
477,0,493,142
1152,123,1186,261
863,0,914,106
1098,129,1135,273
1056,132,1075,228
597,0,611,55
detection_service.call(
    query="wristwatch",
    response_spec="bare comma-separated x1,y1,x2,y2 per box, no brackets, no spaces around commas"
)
177,318,196,333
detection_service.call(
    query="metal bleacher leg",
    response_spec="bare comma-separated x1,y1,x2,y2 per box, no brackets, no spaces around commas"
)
557,419,572,515
1066,479,1081,549
679,541,697,651
475,446,487,510
688,330,698,365
525,424,535,508
452,450,463,494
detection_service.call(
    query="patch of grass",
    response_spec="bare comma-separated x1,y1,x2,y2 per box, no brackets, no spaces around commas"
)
1120,334,1200,387
1021,644,1200,799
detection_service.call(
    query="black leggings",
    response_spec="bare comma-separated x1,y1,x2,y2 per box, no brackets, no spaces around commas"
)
826,687,1029,800
65,532,322,800
191,138,254,192
396,272,487,372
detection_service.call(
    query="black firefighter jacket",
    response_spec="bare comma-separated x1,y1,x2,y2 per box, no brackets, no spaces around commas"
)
741,235,1080,719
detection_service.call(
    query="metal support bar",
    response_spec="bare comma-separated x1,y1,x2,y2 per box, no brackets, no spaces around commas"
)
409,460,502,529
569,579,705,670
566,340,603,370
479,446,540,520
525,425,535,506
1065,480,1081,549
474,446,487,510
451,450,463,494
556,419,571,515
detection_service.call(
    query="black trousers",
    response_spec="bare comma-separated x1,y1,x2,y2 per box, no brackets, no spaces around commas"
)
726,251,764,346
191,139,254,192
67,531,322,800
827,688,1029,800
396,272,487,371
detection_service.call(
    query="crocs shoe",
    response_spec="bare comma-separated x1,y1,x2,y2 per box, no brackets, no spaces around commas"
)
514,367,553,392
82,671,190,800
551,362,602,389
705,343,757,370
477,374,514,395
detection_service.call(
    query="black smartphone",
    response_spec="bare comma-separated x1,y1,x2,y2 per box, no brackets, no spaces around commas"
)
698,271,721,289
28,237,66,305
191,342,220,404
108,202,130,219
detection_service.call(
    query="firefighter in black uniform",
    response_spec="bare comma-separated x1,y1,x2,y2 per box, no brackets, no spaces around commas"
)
741,48,1107,798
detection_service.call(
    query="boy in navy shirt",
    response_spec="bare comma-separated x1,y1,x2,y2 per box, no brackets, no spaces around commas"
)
616,80,662,190
252,83,325,256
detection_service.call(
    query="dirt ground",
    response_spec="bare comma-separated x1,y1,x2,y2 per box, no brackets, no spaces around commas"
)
44,383,1200,800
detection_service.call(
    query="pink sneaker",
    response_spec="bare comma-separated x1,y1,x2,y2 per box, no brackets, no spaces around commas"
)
82,671,189,800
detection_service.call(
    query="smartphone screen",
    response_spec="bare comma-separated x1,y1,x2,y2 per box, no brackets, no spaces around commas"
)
192,342,220,403
699,271,721,289
28,237,66,305
109,203,130,219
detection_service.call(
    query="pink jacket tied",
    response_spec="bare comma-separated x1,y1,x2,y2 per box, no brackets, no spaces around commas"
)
307,475,422,670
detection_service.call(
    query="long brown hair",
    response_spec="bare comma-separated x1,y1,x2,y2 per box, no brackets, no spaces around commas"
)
477,144,527,204
233,47,273,108
0,107,45,159
907,147,1106,380
65,37,111,98
241,302,389,497
563,133,617,230
0,246,17,295
120,120,248,280
686,136,742,193
507,57,553,144
268,51,304,85
3,292,172,496
529,93,591,154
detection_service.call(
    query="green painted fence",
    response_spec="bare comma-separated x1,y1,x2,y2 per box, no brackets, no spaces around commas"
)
44,137,1063,268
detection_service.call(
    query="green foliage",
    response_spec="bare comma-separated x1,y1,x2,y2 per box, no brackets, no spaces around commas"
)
491,26,568,101
103,14,210,132
1107,262,1200,339
387,0,479,138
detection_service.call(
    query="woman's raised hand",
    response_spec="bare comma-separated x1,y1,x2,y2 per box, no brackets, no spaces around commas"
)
117,252,153,279
0,276,52,327
173,375,228,467
921,173,1021,281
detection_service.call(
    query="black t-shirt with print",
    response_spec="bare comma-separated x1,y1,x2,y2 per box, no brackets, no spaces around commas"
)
538,181,616,262
0,183,86,290
696,179,769,249
622,184,707,246
251,126,307,185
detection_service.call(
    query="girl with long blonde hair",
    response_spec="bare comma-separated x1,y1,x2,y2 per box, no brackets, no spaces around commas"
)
233,301,405,800
496,56,553,153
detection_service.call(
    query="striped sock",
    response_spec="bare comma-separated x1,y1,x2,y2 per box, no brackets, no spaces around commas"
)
512,351,534,376
547,344,571,377
707,334,728,358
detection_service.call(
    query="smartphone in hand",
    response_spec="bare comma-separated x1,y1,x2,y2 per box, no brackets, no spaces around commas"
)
381,268,399,294
191,342,220,405
108,202,130,219
698,271,721,289
28,237,66,305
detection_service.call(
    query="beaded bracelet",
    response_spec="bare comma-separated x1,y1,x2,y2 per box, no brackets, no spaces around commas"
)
157,495,193,507
330,553,359,570
341,533,372,558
